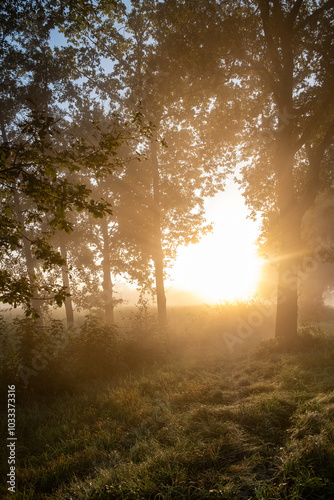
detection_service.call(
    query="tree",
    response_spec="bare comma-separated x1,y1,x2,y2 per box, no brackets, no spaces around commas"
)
60,0,228,325
0,106,129,316
240,0,334,342
0,0,152,318
0,0,79,318
157,0,334,340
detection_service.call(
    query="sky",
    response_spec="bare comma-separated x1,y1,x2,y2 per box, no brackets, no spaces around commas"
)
116,176,264,307
165,177,263,305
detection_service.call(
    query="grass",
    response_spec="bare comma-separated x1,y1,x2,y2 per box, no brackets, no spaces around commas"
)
1,311,334,499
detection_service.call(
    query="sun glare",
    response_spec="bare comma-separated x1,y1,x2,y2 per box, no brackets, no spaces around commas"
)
168,182,263,304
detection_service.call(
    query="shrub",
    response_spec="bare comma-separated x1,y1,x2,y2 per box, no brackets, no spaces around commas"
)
64,315,125,380
120,310,168,370
0,316,71,398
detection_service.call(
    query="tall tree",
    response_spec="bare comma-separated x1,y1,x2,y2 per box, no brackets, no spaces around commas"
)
237,0,334,341
157,0,334,340
0,0,151,318
66,97,155,322
60,0,228,325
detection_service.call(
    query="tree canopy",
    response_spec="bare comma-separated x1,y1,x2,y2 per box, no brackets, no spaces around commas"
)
154,0,334,338
1,0,333,336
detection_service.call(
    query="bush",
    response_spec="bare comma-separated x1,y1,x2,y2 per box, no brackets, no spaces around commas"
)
0,316,71,398
120,310,168,370
64,315,125,380
0,309,171,402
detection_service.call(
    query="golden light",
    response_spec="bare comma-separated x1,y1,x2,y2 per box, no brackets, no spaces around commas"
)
168,182,264,304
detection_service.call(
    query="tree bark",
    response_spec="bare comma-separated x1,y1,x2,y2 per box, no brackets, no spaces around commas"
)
275,214,302,341
13,191,44,321
1,113,44,320
59,236,74,328
271,14,304,342
151,140,167,327
274,126,301,342
101,215,115,325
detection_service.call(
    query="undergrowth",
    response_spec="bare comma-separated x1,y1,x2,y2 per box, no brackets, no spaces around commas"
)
0,310,334,499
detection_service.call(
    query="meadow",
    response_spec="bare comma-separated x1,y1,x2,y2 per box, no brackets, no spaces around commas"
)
1,304,334,499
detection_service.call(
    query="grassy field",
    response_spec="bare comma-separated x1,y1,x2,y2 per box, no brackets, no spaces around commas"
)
1,307,334,499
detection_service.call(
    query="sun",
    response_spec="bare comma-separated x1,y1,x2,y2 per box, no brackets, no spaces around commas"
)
168,184,263,304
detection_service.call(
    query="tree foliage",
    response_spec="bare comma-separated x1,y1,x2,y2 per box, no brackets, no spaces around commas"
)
155,0,334,338
1,0,333,332
0,0,146,316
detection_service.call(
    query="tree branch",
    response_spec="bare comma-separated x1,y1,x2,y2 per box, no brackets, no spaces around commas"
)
296,0,334,31
294,93,334,153
299,119,334,214
314,118,334,162
258,0,282,76
287,0,304,27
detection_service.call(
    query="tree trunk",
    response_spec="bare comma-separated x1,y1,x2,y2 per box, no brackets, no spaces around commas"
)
154,247,167,327
274,129,301,342
59,236,74,328
1,115,43,320
275,220,301,341
101,216,115,325
13,191,44,321
151,140,167,327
